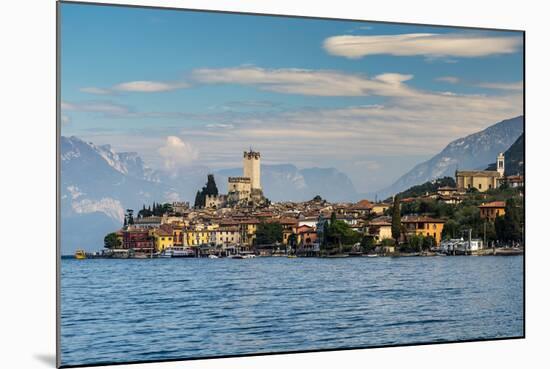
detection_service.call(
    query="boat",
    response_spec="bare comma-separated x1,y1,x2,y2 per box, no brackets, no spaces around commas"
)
228,254,243,259
365,254,379,258
287,255,297,258
157,251,172,258
208,254,219,259
171,247,195,258
242,254,256,259
74,249,86,259
325,254,349,258
435,252,447,256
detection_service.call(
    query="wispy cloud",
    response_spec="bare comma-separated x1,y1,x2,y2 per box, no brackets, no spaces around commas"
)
79,87,114,95
436,76,460,84
323,33,522,59
192,66,415,97
435,76,523,91
476,81,523,91
113,80,190,92
80,80,190,95
206,123,235,129
61,100,132,116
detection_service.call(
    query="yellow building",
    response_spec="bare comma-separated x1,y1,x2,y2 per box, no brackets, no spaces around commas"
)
212,226,241,246
152,227,174,251
239,219,259,246
456,170,501,192
401,216,445,245
479,201,506,220
366,216,393,243
371,203,390,216
277,218,298,245
172,225,185,246
184,228,210,247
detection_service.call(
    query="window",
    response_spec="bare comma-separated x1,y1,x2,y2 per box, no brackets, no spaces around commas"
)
478,183,482,189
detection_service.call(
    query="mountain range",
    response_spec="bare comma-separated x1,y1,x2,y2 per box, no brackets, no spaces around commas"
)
60,115,524,253
60,136,358,253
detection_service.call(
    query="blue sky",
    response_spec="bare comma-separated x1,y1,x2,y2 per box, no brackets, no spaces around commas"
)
60,2,523,192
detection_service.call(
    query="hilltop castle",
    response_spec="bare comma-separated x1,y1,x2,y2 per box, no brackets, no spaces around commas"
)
227,150,265,206
203,150,266,209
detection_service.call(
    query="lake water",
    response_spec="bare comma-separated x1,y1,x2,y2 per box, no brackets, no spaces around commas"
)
60,256,524,366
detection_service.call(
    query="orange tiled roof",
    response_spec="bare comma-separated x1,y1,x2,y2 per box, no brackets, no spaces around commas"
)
401,215,445,223
478,201,506,208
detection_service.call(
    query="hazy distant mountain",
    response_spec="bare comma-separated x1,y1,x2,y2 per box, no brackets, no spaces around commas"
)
375,116,524,199
215,164,357,202
486,133,524,176
60,136,359,253
60,136,178,254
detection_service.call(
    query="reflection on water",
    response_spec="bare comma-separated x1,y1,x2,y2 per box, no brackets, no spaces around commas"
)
61,256,523,366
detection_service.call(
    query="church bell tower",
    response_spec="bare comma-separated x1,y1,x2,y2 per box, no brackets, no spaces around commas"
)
496,152,505,177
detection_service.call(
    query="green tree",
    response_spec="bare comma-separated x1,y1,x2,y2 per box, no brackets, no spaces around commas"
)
194,190,203,208
495,198,523,244
443,219,459,239
391,195,401,244
321,220,330,253
361,236,375,253
256,222,283,245
104,232,121,249
126,209,134,225
205,174,219,196
288,233,298,254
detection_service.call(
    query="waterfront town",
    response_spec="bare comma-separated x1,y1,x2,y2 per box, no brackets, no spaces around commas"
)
88,149,524,259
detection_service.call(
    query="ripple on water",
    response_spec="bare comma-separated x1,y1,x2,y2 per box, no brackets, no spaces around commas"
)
60,256,524,366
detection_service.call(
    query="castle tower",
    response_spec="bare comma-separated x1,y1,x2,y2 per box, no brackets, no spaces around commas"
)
497,152,505,177
243,150,261,190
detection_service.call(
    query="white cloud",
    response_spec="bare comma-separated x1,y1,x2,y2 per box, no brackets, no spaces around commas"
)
80,80,190,95
113,80,189,92
61,100,131,115
477,81,523,91
157,136,198,169
436,76,460,84
61,114,71,125
206,123,235,129
79,86,113,95
193,66,415,97
323,33,522,59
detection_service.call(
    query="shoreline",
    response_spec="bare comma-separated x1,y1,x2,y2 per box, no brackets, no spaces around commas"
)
61,247,524,260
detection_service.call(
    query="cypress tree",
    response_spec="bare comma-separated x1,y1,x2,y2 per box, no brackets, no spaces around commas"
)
205,174,219,196
194,190,202,208
391,195,401,244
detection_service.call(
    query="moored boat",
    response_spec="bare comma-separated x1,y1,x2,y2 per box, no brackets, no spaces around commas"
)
74,249,86,259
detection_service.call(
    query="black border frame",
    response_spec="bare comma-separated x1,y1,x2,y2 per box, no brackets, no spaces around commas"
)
56,1,526,368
